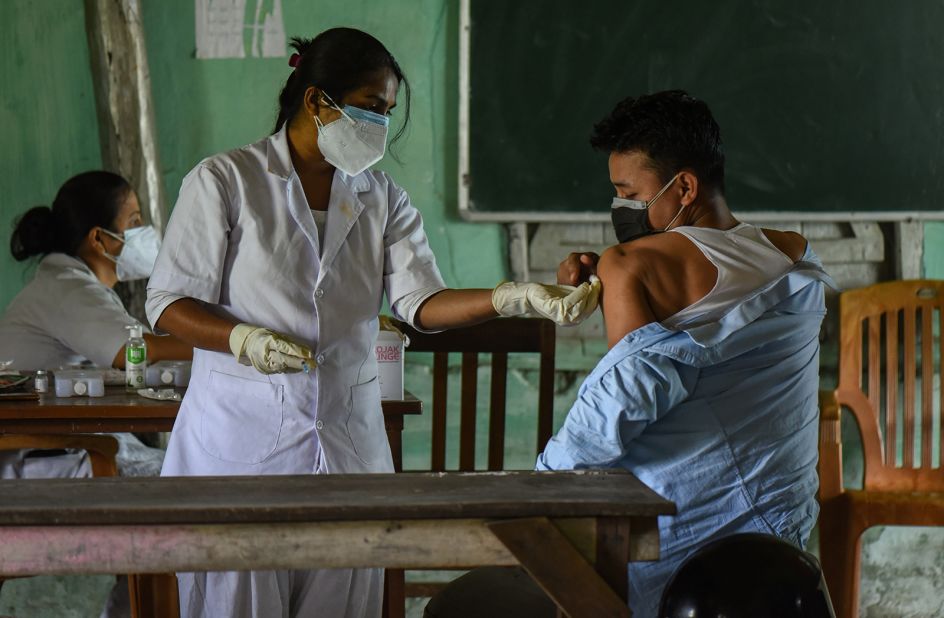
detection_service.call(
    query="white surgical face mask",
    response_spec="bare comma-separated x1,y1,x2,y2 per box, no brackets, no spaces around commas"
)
314,92,389,177
102,225,161,281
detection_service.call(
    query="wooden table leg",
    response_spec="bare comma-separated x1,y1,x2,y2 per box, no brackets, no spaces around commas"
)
595,517,632,602
487,517,631,618
129,573,179,618
383,567,406,618
383,414,406,618
384,415,405,472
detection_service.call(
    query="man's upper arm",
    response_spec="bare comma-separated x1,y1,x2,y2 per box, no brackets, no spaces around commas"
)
597,246,658,348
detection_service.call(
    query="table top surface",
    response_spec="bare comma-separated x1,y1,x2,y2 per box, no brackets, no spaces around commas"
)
0,470,675,525
0,387,421,419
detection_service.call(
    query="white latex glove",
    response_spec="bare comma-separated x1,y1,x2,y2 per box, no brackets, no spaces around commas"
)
492,275,601,326
229,323,316,375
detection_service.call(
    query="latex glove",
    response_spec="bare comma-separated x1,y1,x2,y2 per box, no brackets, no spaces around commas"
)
378,314,411,346
492,275,601,326
229,324,315,375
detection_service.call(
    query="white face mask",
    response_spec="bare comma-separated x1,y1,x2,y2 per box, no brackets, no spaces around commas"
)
102,225,161,281
314,92,389,177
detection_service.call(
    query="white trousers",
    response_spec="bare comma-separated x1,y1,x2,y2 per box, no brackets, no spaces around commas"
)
177,567,384,618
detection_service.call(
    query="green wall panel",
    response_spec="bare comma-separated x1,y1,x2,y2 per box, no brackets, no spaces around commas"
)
141,0,506,290
1,0,506,315
0,0,102,311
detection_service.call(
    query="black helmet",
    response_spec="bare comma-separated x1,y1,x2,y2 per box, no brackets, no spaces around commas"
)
659,533,835,618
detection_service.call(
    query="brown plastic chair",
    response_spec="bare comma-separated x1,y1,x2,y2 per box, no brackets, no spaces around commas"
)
383,317,556,617
818,281,944,618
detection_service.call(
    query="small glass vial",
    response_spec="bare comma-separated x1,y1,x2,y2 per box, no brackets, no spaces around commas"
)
33,370,48,394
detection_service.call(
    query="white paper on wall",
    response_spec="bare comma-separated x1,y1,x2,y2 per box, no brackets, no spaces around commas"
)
195,0,286,59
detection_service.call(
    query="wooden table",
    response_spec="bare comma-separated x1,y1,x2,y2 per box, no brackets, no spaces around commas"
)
0,387,422,470
0,470,675,618
0,386,424,616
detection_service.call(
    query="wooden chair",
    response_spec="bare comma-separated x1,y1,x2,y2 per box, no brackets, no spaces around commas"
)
818,280,944,618
0,434,118,591
0,433,119,477
0,435,179,618
384,317,556,617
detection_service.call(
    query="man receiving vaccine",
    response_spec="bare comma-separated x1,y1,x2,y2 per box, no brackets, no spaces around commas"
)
541,90,834,617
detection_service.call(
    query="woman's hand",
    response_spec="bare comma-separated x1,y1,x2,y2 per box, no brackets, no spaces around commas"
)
492,277,601,326
229,324,315,374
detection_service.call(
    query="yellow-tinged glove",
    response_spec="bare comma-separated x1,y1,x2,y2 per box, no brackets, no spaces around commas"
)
491,276,601,326
229,323,315,375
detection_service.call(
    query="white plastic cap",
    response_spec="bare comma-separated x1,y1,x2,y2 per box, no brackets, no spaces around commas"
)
126,324,144,338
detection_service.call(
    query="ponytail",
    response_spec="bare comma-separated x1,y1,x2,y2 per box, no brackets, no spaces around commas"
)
10,206,56,261
8,171,131,261
272,29,412,157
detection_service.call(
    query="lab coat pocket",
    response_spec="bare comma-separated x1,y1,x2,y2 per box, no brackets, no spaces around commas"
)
200,370,284,464
345,376,387,465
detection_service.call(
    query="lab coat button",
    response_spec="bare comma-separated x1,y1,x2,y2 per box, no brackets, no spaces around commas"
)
315,420,324,430
315,288,325,298
316,354,326,364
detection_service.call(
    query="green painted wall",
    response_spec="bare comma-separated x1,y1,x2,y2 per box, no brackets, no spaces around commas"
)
924,222,944,278
2,2,944,616
0,0,102,310
140,0,506,291
0,0,506,314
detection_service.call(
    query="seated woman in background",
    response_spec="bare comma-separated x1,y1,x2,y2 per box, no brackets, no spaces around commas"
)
0,170,192,478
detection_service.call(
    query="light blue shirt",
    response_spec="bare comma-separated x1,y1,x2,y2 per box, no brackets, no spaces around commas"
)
537,247,833,617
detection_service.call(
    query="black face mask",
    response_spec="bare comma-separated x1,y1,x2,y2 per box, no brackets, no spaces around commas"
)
609,173,681,244
611,205,654,243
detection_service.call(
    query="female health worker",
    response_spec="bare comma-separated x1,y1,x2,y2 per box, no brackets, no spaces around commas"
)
145,28,600,618
0,171,192,478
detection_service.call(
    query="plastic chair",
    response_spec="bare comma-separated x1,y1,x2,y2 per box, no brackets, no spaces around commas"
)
818,280,944,618
383,317,556,617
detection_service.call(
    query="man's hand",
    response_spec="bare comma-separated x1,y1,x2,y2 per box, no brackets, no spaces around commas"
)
492,277,601,326
229,324,315,374
557,252,600,286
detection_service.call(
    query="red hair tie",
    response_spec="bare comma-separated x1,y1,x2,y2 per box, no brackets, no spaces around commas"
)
288,53,301,69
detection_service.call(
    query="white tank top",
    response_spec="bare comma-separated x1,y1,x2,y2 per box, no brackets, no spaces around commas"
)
661,223,796,329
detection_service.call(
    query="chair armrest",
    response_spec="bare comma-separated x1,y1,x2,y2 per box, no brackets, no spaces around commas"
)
0,433,119,477
817,390,844,501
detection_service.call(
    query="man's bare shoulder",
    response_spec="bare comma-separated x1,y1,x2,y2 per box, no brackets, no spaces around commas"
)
597,243,647,283
597,235,691,283
761,229,808,262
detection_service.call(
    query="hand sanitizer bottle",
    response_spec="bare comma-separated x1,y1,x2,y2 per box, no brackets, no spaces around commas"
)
125,324,147,392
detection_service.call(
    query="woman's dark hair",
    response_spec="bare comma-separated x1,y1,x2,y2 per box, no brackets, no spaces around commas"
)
590,90,726,194
273,28,411,155
10,171,131,261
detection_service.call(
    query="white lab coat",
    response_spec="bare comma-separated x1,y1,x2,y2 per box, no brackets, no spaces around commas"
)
146,126,446,617
0,253,134,370
0,253,165,479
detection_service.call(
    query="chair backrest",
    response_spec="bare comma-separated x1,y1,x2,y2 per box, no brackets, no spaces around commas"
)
0,434,119,477
834,280,944,492
392,317,556,472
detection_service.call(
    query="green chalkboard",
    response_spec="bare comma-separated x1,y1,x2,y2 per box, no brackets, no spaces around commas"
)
467,0,944,215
